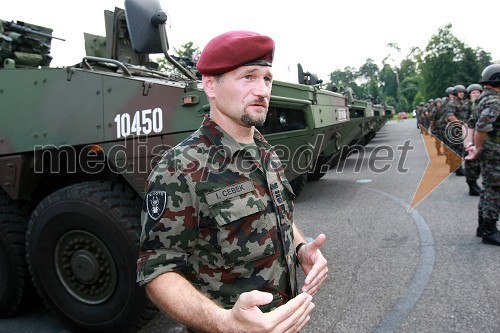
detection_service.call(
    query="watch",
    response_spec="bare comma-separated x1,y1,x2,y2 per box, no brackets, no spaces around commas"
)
295,242,307,265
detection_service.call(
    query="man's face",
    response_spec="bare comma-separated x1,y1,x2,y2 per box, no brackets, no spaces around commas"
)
470,90,481,101
457,91,465,100
205,66,273,127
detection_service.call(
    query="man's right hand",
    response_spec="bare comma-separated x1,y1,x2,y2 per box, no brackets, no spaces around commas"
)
223,291,314,333
465,145,478,160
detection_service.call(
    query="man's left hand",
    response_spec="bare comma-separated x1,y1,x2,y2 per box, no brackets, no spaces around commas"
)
297,234,328,295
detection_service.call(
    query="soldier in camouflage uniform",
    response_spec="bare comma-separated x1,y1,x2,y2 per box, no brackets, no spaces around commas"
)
136,31,328,332
463,83,484,196
430,98,445,155
441,87,455,110
424,99,434,131
466,64,500,245
416,102,426,133
443,85,467,175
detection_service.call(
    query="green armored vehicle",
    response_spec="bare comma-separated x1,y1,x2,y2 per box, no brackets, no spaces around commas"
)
328,90,392,168
272,64,350,183
372,103,392,134
384,105,396,119
0,0,351,331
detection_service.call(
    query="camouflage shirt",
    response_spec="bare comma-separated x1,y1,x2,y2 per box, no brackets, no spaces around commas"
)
476,87,500,137
443,97,465,122
137,115,298,312
430,105,446,130
457,98,472,122
466,100,479,129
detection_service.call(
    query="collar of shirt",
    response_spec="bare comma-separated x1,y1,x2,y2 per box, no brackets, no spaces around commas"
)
199,115,273,157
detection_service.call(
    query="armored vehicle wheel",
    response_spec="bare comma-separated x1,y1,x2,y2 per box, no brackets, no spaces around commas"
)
308,156,333,181
290,173,308,198
307,168,326,182
0,190,33,317
26,181,157,332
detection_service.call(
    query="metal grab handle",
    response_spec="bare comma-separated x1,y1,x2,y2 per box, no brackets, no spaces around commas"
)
82,56,132,77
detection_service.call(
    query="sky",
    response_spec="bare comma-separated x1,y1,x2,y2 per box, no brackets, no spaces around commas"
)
3,0,500,83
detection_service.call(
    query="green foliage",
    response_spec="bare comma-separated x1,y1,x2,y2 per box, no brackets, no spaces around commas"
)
326,23,493,110
156,57,169,71
379,64,398,99
367,77,380,101
397,95,409,113
420,24,464,98
385,96,397,108
414,91,425,107
173,41,200,61
399,75,421,108
358,58,379,80
329,67,357,91
156,41,200,72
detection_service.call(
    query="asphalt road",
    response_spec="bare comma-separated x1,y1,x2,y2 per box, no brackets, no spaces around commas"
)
1,118,499,333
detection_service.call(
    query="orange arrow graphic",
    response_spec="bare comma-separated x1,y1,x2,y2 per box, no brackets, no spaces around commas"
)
409,125,464,210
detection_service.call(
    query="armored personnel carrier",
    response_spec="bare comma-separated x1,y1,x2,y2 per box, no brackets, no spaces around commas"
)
0,0,353,331
328,89,394,168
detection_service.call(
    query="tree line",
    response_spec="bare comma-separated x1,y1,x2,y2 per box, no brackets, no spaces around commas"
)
326,24,492,112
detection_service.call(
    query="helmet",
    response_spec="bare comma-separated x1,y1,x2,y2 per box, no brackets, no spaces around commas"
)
453,85,466,95
445,87,454,95
419,102,424,106
428,98,434,103
479,64,500,85
466,83,483,94
434,98,442,104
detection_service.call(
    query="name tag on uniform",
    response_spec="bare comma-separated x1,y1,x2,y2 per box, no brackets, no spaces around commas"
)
270,182,284,206
205,180,254,205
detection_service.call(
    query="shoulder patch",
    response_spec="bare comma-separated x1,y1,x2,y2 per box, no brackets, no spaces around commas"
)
146,190,167,221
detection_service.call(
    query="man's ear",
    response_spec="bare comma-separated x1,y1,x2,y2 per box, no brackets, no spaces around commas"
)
202,75,216,98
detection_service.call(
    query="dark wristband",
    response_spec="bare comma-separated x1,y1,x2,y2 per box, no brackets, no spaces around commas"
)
295,242,307,265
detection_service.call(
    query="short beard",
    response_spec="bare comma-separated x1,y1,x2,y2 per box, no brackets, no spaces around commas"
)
241,110,266,127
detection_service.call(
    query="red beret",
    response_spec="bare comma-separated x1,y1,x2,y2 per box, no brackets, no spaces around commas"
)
196,31,274,76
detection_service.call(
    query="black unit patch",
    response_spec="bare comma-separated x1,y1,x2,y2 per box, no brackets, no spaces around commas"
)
146,190,167,221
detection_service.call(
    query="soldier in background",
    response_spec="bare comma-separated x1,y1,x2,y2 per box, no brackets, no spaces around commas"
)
466,64,500,245
443,84,467,175
137,31,328,332
425,99,435,131
463,83,484,196
430,98,445,155
441,86,455,110
416,102,426,133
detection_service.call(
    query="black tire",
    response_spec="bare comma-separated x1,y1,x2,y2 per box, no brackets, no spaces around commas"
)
290,173,308,198
26,181,157,332
308,156,333,181
0,189,33,317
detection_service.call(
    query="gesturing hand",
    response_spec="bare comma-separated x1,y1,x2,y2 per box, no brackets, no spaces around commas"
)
465,145,478,160
225,291,314,333
297,234,328,295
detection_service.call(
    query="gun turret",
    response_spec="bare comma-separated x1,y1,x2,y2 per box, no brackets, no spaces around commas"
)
0,19,61,68
3,21,65,41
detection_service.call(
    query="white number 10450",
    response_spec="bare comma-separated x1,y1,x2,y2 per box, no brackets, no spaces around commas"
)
114,108,163,138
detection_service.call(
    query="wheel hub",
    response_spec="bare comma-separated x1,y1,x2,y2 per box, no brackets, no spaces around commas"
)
70,249,99,284
55,230,117,305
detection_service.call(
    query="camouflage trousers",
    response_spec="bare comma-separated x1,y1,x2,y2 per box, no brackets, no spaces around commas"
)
478,141,500,221
443,137,463,172
422,118,430,130
448,141,464,158
432,129,444,153
464,151,481,182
